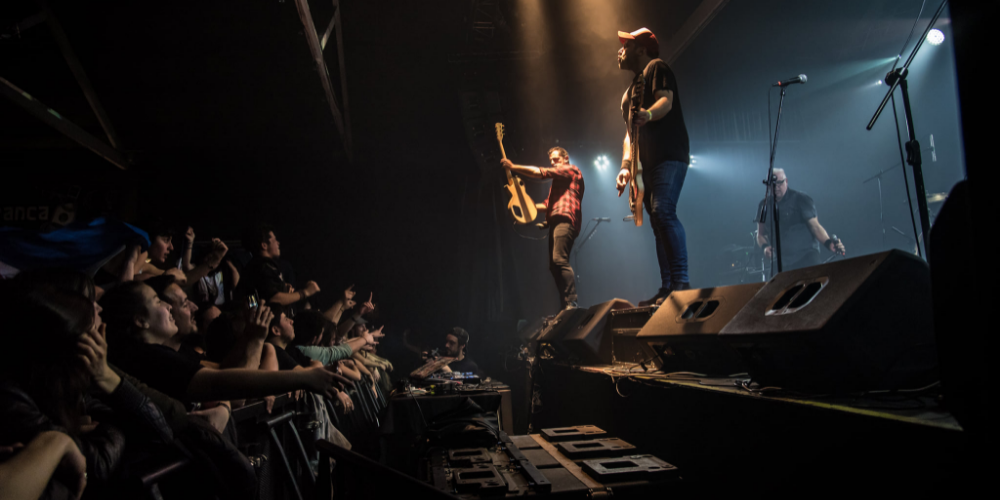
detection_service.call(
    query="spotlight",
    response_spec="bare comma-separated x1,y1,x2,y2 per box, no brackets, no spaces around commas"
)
927,29,944,46
877,80,883,85
689,155,697,167
594,155,610,171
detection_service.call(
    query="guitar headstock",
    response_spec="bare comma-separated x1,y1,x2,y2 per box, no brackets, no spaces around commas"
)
495,122,505,141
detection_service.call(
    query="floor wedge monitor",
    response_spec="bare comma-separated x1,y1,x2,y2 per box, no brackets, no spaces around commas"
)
636,283,765,376
558,299,634,364
719,249,937,393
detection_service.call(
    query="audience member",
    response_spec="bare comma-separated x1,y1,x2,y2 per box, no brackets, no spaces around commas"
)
238,224,319,306
100,282,345,403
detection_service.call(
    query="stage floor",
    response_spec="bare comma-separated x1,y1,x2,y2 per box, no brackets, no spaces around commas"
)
573,364,959,431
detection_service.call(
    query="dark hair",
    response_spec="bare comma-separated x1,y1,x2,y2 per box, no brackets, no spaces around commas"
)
450,327,470,348
265,302,289,338
241,223,275,255
547,147,569,161
99,281,152,342
0,286,94,432
291,310,331,346
140,218,175,240
144,274,178,300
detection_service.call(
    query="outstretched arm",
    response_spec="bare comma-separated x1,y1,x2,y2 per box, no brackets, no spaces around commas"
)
501,159,544,179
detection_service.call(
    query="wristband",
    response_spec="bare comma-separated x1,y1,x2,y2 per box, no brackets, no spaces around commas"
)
299,290,308,301
646,110,653,121
621,158,632,172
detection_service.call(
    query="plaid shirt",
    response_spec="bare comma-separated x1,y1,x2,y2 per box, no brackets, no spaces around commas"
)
540,164,585,233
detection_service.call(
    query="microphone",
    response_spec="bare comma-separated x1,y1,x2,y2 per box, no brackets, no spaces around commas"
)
773,74,807,87
593,217,610,222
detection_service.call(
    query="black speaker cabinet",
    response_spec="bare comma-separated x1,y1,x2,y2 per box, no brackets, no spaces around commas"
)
556,299,634,364
720,249,937,393
636,283,765,376
608,306,657,364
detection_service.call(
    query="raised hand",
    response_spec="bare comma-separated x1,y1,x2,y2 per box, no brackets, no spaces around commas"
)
77,324,120,394
304,280,321,297
359,292,374,315
205,238,229,268
245,304,274,340
185,227,196,246
343,284,356,301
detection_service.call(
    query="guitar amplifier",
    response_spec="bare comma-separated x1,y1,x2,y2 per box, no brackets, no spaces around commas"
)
608,306,658,365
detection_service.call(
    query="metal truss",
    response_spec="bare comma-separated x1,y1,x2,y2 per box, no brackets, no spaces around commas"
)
293,0,353,162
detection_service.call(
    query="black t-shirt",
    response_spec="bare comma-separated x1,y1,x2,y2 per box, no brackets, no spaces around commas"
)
448,356,481,376
237,256,286,302
287,346,314,367
756,188,820,266
178,342,207,363
272,345,306,371
621,59,690,166
108,341,204,401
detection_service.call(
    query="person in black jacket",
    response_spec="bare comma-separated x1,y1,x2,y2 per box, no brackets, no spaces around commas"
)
0,283,173,498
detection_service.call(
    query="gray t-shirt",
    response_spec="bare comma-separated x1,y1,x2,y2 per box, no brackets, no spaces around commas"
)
757,188,820,266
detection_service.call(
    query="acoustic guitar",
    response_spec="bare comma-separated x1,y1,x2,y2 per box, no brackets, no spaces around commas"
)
624,73,645,227
495,123,538,225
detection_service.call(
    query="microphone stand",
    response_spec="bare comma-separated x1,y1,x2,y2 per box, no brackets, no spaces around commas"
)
758,84,790,277
866,0,948,258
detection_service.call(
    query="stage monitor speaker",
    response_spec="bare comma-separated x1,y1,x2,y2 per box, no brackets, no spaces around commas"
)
636,283,765,376
537,308,590,344
719,249,937,393
608,306,657,364
554,299,634,364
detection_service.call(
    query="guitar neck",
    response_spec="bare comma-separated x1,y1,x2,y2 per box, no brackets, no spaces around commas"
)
498,139,515,183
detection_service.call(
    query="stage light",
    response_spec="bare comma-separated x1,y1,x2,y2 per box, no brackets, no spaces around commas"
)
877,80,883,85
594,155,610,171
689,155,697,167
927,29,944,46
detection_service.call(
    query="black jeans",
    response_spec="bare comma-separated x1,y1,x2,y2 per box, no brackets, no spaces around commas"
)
548,218,578,306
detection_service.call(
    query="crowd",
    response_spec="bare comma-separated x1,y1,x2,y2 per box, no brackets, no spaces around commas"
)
0,221,401,500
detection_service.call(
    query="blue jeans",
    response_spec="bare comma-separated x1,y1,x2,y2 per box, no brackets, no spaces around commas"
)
642,160,689,291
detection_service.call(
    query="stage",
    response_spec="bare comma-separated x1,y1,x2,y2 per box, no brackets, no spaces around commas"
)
529,360,970,494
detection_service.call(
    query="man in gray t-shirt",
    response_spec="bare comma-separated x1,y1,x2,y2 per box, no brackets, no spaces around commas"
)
756,168,846,271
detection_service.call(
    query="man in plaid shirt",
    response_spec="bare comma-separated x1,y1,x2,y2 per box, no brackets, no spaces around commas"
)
502,147,585,310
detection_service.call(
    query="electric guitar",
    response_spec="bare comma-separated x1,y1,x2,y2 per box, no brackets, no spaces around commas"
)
624,72,645,227
495,123,538,225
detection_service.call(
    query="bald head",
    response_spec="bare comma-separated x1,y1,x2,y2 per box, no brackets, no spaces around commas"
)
773,168,788,200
